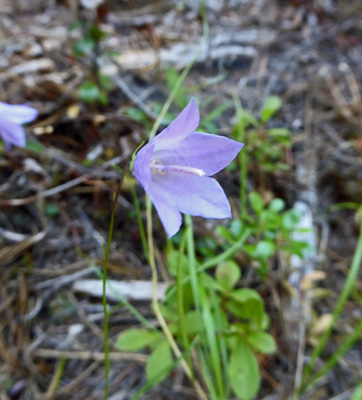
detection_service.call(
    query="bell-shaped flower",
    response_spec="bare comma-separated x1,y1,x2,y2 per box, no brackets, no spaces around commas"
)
0,101,38,149
133,98,244,238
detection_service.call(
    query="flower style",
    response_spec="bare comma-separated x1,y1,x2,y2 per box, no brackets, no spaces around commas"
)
133,99,244,238
0,101,38,149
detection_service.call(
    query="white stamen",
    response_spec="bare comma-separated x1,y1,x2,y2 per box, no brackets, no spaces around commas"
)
151,160,205,176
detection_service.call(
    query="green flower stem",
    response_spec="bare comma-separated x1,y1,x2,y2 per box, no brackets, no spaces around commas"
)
351,381,362,400
140,4,211,397
146,197,208,400
301,218,362,391
103,179,122,399
177,227,193,370
49,357,66,398
130,182,148,259
185,215,224,400
164,228,251,302
233,94,247,219
185,215,202,315
302,317,362,392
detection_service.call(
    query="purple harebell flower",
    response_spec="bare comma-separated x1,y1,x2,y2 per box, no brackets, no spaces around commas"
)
0,102,38,149
133,98,244,238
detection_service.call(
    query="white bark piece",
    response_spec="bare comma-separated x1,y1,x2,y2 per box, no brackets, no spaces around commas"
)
9,58,56,75
73,279,170,302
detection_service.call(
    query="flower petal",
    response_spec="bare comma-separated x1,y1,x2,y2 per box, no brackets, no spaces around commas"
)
147,188,182,238
133,142,155,190
0,117,26,148
0,102,38,124
155,133,244,176
150,172,231,220
152,98,199,150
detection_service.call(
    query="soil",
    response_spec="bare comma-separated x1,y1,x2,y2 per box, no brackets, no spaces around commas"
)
1,1,362,399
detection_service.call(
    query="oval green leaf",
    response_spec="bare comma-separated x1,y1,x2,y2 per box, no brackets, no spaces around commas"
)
247,331,277,354
216,261,241,290
146,340,172,383
115,329,160,352
229,339,260,400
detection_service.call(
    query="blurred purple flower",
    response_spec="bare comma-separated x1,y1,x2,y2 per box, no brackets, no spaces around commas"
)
134,98,244,238
0,101,38,149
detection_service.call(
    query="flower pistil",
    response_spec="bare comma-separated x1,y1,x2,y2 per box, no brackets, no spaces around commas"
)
151,159,205,177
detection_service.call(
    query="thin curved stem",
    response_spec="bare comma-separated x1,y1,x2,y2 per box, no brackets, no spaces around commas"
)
300,218,362,392
103,179,122,399
146,196,208,400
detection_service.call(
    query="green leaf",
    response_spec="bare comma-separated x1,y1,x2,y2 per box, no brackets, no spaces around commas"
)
235,109,258,132
200,120,217,134
89,24,107,41
260,96,282,123
197,236,218,257
267,128,290,138
25,140,44,153
115,329,160,351
165,67,188,109
253,240,275,260
267,128,292,147
230,220,243,238
276,163,290,171
164,281,194,316
268,198,285,213
216,261,241,290
97,90,109,105
282,209,301,230
281,240,310,258
68,20,83,31
226,289,264,327
45,203,60,217
166,248,189,277
216,225,233,242
158,302,178,322
259,209,280,227
249,192,264,215
229,339,260,400
98,73,113,91
73,38,95,57
78,81,100,103
146,340,172,383
351,381,362,400
203,102,232,122
103,50,120,58
230,288,263,304
184,311,203,335
247,331,276,354
124,107,147,124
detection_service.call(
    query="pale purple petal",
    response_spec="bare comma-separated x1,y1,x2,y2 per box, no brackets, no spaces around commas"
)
147,189,182,238
150,172,231,220
0,117,26,148
133,142,155,190
154,133,244,176
133,98,244,238
152,98,199,150
0,102,38,124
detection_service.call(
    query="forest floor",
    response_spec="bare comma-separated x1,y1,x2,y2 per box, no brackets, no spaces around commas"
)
1,0,362,399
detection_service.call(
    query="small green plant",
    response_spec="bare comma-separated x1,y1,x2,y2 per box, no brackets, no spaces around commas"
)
116,225,275,400
71,21,114,105
115,187,309,400
232,95,292,177
216,191,310,279
298,204,362,396
115,75,306,398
